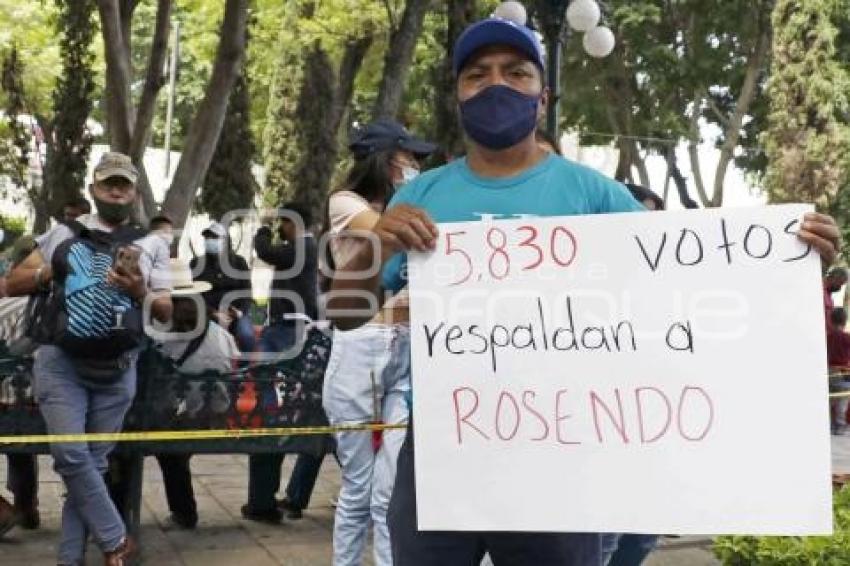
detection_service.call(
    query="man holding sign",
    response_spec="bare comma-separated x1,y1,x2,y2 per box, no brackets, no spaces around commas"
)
329,3,841,565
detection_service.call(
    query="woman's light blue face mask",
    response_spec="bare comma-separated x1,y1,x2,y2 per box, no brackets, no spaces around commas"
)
204,238,223,255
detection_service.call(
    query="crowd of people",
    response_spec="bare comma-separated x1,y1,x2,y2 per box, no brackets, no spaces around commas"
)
0,5,843,566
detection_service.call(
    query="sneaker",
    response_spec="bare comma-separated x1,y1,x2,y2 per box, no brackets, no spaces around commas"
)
276,497,303,520
0,496,17,537
103,536,136,566
240,504,282,524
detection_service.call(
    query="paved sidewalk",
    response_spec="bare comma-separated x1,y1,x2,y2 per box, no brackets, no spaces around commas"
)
5,431,848,565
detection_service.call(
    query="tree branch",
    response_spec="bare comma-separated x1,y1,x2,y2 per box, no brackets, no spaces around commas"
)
372,0,430,119
160,0,248,231
382,0,397,31
129,0,172,220
333,34,375,131
711,24,770,207
706,96,731,130
633,142,650,188
130,0,172,163
97,0,135,151
687,88,711,207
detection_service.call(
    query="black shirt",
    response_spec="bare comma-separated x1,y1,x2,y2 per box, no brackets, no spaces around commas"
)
190,252,253,313
253,227,318,322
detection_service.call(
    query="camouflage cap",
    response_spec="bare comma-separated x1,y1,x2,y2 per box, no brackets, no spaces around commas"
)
93,152,138,184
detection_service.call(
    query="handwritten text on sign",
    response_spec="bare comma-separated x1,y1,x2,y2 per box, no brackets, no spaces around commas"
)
407,204,831,535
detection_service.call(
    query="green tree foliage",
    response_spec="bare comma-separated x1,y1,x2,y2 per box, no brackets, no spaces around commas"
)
0,0,61,116
43,0,97,219
0,46,49,230
260,4,305,206
1,47,30,187
762,0,850,208
560,0,772,206
133,0,223,152
0,213,27,251
198,71,256,220
261,0,388,211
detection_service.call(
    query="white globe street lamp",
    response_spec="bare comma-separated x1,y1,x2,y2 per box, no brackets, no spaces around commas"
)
566,0,601,32
583,25,616,58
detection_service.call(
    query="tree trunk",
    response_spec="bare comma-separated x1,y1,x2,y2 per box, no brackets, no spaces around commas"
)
433,0,476,160
372,0,431,120
665,149,700,209
614,138,633,183
160,0,248,232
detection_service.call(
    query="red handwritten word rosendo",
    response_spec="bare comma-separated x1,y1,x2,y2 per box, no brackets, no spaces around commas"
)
451,385,714,446
444,225,578,286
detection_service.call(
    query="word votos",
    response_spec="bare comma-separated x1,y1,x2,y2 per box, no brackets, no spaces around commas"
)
634,217,810,272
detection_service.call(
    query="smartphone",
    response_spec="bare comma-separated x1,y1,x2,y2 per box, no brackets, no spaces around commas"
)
115,245,142,275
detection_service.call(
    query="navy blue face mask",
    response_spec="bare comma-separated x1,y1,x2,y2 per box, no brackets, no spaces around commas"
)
459,85,541,150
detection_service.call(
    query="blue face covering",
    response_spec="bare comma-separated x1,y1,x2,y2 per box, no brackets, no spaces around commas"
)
459,84,540,150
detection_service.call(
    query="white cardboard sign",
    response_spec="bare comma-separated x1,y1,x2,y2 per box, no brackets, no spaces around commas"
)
407,204,832,535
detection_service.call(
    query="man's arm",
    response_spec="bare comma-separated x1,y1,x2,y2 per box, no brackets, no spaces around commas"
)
327,204,438,330
253,226,296,269
6,250,50,297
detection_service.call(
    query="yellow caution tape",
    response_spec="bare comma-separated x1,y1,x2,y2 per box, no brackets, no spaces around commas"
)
2,389,849,444
0,422,407,445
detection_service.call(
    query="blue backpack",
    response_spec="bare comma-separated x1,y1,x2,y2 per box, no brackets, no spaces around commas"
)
31,221,149,376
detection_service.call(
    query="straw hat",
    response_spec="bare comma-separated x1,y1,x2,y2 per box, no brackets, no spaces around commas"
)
169,259,212,296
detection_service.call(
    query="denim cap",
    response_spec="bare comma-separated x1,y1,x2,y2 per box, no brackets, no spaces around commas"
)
453,16,545,76
348,118,437,160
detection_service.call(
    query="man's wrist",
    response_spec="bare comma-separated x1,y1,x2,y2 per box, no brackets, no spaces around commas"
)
34,266,50,291
131,287,147,303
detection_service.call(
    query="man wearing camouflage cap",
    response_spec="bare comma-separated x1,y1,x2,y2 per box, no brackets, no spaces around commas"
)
7,151,173,565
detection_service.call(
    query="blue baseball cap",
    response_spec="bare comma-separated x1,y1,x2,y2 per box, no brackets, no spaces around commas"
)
349,118,437,160
453,17,545,76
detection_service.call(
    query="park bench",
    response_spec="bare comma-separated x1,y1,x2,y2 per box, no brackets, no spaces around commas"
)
0,327,335,560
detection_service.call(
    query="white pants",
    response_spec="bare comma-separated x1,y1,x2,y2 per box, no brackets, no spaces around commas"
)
323,324,410,566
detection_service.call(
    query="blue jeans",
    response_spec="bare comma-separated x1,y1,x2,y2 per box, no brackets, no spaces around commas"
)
323,324,411,566
258,319,299,354
33,346,136,563
247,321,324,513
388,422,601,565
600,533,659,565
233,313,256,354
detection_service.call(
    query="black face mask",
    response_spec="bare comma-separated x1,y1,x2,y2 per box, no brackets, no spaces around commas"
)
93,197,133,224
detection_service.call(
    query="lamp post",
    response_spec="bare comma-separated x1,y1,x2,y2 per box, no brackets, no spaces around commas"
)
533,0,615,141
537,0,572,140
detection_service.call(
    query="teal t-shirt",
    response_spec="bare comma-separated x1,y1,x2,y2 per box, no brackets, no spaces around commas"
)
382,154,644,291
